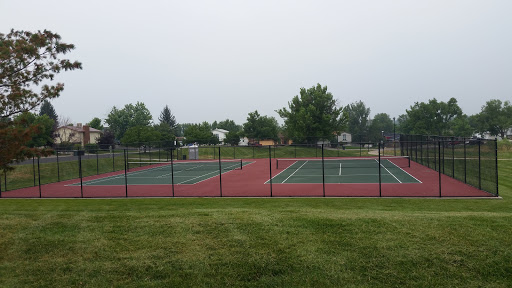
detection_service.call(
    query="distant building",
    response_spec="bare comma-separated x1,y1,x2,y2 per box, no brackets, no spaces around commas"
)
54,123,102,146
337,132,352,143
212,128,229,143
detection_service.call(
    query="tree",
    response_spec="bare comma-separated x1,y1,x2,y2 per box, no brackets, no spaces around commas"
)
450,114,474,137
216,119,242,133
121,126,161,147
277,84,347,144
14,112,55,147
58,114,72,127
401,98,462,135
158,105,177,134
105,102,153,140
224,131,241,146
243,111,279,142
476,99,512,138
368,113,393,143
0,29,81,170
154,123,176,147
97,129,116,149
39,100,58,127
184,122,218,145
88,117,103,130
345,101,371,142
175,123,192,137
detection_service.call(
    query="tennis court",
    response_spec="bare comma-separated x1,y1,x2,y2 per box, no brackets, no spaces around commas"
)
72,159,253,186
270,157,420,184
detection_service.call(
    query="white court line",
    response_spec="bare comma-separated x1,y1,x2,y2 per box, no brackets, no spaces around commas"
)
265,160,298,184
281,161,309,183
376,159,401,183
177,163,241,184
388,160,422,183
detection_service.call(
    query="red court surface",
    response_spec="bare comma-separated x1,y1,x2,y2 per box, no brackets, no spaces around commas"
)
0,158,497,198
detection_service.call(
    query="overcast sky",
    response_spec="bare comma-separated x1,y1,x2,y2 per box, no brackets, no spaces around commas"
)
2,0,511,126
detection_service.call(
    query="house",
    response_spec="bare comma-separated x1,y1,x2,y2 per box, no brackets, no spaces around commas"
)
212,128,229,144
55,123,102,146
336,132,352,143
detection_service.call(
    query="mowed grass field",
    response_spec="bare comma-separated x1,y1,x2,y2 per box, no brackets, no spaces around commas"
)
0,152,511,287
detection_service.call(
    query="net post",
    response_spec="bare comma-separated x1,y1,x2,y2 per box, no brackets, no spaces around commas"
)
124,149,128,197
322,144,325,197
269,145,272,197
57,150,60,182
478,139,481,190
79,153,83,198
239,159,242,170
38,157,41,198
171,148,175,197
378,142,382,197
218,147,222,197
438,141,442,198
495,138,499,197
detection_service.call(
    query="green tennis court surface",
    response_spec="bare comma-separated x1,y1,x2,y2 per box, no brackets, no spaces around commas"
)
71,160,254,186
271,158,421,184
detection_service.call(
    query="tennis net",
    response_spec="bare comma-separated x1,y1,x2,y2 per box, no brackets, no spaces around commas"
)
275,156,410,170
127,159,243,172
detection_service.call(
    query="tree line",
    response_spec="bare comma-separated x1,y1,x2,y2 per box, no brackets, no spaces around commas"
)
1,29,511,171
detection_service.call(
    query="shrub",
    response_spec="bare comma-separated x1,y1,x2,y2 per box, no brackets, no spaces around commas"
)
85,143,99,154
498,139,512,151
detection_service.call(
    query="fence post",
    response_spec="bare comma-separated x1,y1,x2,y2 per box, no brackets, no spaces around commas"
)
171,149,175,197
96,151,99,175
112,149,115,172
33,156,36,186
495,139,499,197
438,141,442,198
38,157,42,198
378,142,382,197
478,139,481,190
218,147,222,197
57,150,60,182
79,153,83,198
234,146,236,159
0,170,2,198
464,137,466,183
124,149,128,197
322,144,325,197
269,145,273,197
452,137,455,178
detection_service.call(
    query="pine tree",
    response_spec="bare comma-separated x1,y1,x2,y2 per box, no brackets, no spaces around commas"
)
39,100,58,127
158,105,177,133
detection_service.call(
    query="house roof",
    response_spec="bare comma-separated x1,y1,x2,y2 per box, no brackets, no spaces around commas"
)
212,128,229,133
57,126,102,133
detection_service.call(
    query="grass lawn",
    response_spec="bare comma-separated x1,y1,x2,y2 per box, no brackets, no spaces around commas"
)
0,153,511,287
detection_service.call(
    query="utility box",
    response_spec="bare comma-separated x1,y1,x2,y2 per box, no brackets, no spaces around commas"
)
188,145,199,160
73,150,85,156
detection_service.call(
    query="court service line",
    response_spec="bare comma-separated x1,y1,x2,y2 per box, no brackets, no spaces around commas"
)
282,161,309,183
